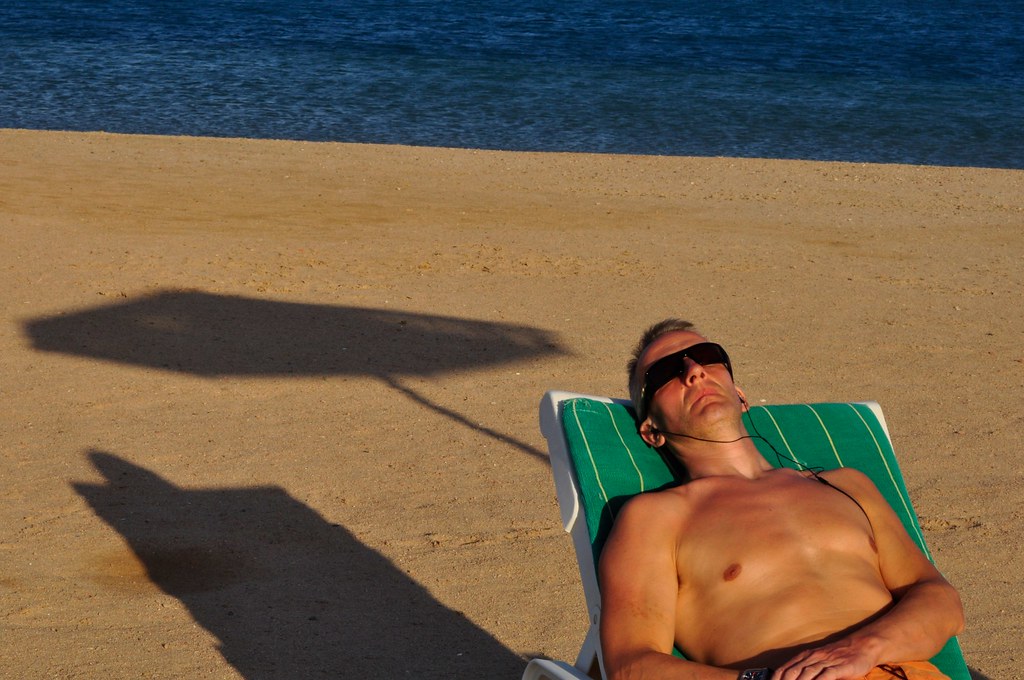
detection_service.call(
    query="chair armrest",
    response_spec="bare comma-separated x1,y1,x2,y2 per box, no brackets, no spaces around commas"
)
522,658,594,680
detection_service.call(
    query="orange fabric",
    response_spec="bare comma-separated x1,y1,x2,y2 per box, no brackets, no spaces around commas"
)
862,661,950,679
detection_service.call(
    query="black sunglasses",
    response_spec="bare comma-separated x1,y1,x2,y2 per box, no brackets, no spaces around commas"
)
639,342,733,419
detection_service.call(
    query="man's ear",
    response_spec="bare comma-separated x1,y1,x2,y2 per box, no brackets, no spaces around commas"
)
736,386,749,411
638,419,665,448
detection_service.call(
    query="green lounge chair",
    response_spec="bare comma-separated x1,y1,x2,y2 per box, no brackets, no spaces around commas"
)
523,391,970,680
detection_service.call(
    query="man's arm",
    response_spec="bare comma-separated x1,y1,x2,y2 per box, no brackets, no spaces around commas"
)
598,493,737,680
774,468,965,680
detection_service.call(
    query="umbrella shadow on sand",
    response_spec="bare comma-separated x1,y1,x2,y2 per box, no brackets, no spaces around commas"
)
30,291,573,676
75,450,527,678
25,289,571,460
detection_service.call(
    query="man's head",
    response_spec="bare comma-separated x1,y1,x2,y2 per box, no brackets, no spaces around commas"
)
628,319,745,446
627,318,701,416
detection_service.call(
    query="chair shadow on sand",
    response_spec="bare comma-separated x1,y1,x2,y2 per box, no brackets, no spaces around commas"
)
75,450,527,678
25,289,571,460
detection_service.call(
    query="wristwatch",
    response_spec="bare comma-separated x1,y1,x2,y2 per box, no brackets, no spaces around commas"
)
738,669,771,680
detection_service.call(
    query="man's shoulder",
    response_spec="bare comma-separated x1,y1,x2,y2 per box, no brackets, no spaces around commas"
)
631,482,696,505
602,486,693,563
815,466,877,493
615,484,695,526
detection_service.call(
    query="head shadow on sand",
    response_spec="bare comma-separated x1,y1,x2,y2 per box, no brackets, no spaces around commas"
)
24,288,571,460
74,450,526,678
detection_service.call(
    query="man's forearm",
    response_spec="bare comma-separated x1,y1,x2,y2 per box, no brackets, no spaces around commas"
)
605,650,741,680
848,579,965,664
774,578,963,679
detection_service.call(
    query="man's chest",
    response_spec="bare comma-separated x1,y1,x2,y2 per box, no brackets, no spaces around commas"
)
673,474,877,590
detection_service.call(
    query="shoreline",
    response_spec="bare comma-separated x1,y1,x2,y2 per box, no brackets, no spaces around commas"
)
2,128,1019,678
6,126,1023,171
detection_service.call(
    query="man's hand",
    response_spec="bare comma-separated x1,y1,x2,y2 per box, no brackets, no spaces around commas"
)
773,635,881,679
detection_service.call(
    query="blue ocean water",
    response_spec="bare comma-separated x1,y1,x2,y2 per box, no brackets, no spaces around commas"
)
2,1,1022,168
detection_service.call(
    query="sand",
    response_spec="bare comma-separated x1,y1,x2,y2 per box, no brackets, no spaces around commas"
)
1,128,1020,679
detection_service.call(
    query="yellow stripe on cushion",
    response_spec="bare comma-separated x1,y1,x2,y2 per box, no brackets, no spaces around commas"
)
806,404,845,468
602,401,646,494
754,406,808,470
569,400,613,531
845,404,929,553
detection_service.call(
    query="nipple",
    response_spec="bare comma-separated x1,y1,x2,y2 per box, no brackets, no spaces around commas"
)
723,563,742,581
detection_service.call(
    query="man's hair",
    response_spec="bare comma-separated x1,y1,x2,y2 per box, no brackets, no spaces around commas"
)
627,318,701,419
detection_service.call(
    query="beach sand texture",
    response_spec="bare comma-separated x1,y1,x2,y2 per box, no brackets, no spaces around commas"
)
1,129,1020,678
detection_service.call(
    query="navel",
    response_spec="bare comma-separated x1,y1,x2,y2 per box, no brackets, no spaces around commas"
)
723,563,742,581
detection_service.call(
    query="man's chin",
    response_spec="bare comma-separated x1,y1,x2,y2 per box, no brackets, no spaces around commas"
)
689,395,735,419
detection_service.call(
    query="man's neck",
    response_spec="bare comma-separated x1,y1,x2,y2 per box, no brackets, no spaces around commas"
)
671,438,774,480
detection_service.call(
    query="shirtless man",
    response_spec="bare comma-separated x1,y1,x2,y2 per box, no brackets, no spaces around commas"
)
598,319,964,680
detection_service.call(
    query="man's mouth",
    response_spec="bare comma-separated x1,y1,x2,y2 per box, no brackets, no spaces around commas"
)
689,388,718,407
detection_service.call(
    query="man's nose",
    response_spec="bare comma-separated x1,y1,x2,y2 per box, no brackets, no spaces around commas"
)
681,357,705,383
